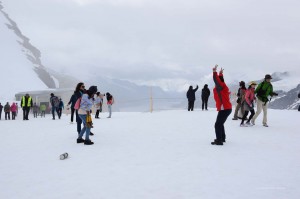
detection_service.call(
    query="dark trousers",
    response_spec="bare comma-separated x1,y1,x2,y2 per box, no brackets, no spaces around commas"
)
95,109,100,118
188,100,195,111
58,108,62,119
33,111,38,118
215,109,232,141
12,112,16,120
0,111,2,120
241,110,255,124
23,107,30,120
202,98,208,110
76,110,82,134
298,105,300,111
41,111,45,117
70,108,75,122
52,107,59,119
5,112,10,120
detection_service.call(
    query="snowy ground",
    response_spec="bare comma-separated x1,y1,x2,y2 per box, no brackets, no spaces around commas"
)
0,109,299,199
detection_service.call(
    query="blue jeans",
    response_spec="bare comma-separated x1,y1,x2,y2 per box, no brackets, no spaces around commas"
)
52,107,59,119
78,114,90,140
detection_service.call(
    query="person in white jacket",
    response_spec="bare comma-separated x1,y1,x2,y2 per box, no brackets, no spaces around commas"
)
77,86,97,145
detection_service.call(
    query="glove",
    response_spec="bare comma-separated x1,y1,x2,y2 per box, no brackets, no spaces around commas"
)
272,92,279,96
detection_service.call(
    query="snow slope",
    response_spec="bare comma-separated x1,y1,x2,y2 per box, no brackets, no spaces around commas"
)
0,109,299,199
0,8,47,100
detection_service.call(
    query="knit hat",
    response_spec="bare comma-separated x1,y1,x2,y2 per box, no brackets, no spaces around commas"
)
249,81,257,86
265,74,272,79
88,86,98,94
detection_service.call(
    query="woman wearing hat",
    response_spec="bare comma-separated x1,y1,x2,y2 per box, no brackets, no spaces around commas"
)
240,81,257,127
251,74,278,127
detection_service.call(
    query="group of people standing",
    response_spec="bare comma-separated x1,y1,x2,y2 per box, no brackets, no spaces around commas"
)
186,84,210,111
232,74,278,127
0,102,18,120
186,65,281,146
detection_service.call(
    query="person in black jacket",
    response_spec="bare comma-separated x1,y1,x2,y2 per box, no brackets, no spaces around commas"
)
67,91,77,123
298,93,300,111
201,84,210,111
0,103,3,120
186,85,199,111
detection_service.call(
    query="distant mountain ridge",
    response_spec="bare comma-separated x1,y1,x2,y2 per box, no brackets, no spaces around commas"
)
1,1,299,110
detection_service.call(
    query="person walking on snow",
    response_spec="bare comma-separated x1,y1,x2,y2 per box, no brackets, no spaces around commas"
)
251,74,278,127
211,65,232,145
232,81,246,120
50,93,60,120
240,82,257,127
186,85,199,111
58,98,64,119
201,84,210,111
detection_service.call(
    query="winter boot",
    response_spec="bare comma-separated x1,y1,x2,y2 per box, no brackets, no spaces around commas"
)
84,140,94,145
211,140,223,145
77,138,85,143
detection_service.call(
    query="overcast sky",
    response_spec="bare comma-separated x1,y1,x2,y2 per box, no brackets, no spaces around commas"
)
2,0,300,91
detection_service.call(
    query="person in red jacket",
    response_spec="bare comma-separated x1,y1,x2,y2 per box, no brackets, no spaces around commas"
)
211,65,232,145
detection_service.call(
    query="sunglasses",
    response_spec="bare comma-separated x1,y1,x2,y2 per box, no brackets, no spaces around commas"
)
81,85,85,88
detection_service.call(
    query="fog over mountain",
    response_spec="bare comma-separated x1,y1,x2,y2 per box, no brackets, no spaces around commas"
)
0,1,299,110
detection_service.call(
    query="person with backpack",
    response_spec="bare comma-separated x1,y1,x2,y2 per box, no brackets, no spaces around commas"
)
186,85,199,111
211,65,232,146
232,81,247,120
106,92,114,118
240,82,257,127
251,74,278,127
21,93,33,120
77,86,98,145
201,84,210,111
58,98,64,119
4,102,11,120
0,103,3,120
50,93,60,120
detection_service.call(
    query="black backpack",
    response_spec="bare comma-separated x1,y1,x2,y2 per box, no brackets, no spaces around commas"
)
52,96,60,107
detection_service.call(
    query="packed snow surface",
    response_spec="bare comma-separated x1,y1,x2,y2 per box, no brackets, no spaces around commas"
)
0,109,299,199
